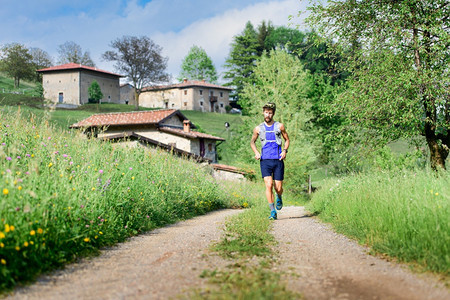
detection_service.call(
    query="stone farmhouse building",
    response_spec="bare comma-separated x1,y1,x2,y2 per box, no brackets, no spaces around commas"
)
139,79,232,113
70,109,224,163
37,63,123,107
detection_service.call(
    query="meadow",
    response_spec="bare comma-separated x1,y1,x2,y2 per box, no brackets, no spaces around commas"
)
307,170,450,276
0,107,257,290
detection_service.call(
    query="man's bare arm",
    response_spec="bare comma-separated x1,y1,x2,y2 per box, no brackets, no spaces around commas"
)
250,126,261,160
279,123,290,160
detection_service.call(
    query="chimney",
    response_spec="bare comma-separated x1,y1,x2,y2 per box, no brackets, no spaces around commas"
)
183,120,191,132
183,78,188,83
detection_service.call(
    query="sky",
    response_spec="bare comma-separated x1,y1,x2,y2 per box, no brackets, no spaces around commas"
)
0,0,310,83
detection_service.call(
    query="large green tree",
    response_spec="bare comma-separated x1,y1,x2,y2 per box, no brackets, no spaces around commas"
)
223,21,259,111
103,35,169,110
239,50,317,191
307,0,450,170
178,45,217,83
0,43,34,88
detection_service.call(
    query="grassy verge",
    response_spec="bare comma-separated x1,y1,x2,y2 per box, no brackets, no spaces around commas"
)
190,181,301,299
0,108,250,291
307,169,449,277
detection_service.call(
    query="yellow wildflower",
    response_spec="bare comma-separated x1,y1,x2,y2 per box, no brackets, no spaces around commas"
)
2,189,9,195
99,231,103,235
0,243,4,248
91,187,95,191
18,186,22,191
15,246,20,251
30,230,36,236
1,259,6,265
4,225,10,233
84,237,90,242
48,162,53,167
24,241,29,247
37,228,43,234
435,192,439,196
0,232,4,239
131,176,135,180
31,154,34,157
10,225,14,231
30,241,34,245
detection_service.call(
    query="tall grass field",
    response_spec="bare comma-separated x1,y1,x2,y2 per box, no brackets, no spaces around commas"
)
307,170,450,276
0,108,256,290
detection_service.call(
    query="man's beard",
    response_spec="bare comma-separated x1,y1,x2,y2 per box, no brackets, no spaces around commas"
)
264,116,273,123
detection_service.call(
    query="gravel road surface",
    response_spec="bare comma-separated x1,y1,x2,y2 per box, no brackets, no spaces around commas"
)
6,206,449,300
273,206,450,300
7,209,242,300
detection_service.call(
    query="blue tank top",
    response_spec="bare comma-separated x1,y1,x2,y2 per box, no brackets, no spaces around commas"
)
261,123,281,160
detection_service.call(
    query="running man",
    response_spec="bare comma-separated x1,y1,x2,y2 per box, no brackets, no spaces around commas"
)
250,102,290,220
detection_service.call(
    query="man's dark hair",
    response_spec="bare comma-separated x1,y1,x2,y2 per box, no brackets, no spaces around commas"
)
263,102,276,113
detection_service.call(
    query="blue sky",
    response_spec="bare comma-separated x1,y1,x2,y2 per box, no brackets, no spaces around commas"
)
0,0,310,83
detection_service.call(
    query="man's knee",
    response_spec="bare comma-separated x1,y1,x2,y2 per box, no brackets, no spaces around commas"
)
274,181,283,194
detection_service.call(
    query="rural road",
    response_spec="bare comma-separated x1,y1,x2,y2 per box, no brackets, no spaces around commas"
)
6,206,450,299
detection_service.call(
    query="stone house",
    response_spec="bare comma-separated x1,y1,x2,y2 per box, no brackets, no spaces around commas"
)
119,83,136,105
37,63,123,106
139,79,232,113
69,109,225,163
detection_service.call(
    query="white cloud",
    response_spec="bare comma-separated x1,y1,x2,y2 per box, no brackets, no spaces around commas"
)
0,0,310,84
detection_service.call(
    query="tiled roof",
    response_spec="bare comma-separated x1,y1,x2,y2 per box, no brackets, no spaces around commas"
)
159,127,225,141
141,80,232,92
70,109,180,128
37,63,123,77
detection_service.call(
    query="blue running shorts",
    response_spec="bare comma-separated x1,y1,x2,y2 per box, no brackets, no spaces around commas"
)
260,159,284,180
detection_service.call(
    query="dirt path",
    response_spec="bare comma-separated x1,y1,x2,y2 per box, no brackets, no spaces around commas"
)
7,209,242,300
6,206,449,299
273,206,450,300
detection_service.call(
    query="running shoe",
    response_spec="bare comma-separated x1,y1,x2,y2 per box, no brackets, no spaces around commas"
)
268,210,277,220
276,194,283,210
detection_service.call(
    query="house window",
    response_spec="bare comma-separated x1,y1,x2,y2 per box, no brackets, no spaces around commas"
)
200,101,203,106
220,103,224,108
208,144,213,152
220,92,223,97
199,90,203,95
184,102,187,107
184,90,187,95
58,92,64,103
172,103,175,107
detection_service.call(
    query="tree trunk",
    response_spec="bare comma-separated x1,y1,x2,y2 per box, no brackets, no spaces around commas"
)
134,90,139,111
426,137,448,170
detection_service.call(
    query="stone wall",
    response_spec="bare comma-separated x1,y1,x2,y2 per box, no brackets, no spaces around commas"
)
80,71,120,104
42,71,80,105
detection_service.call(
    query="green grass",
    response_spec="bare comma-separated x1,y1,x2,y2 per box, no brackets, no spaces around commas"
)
0,108,252,290
188,181,301,299
0,72,36,91
307,169,450,276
